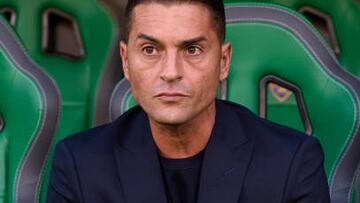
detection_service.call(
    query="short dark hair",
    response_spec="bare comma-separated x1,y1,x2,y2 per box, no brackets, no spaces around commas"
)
124,0,226,42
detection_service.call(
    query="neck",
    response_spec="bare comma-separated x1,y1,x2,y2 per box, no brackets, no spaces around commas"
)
149,102,216,159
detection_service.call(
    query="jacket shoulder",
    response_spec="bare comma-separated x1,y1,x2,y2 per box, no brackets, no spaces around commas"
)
217,99,317,150
59,105,145,152
218,101,329,202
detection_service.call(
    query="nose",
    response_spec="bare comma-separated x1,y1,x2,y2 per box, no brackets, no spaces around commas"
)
160,50,182,82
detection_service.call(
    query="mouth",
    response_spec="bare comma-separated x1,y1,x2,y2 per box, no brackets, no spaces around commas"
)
155,92,188,102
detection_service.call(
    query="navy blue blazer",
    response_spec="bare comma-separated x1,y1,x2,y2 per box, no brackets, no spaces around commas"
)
47,100,330,203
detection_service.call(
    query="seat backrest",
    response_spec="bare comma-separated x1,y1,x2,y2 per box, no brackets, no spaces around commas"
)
222,0,360,165
0,1,122,202
0,0,120,130
223,0,360,77
109,78,134,121
0,16,60,203
224,4,360,203
110,3,360,203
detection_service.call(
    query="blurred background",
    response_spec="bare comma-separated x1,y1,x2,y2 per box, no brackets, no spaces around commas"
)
0,0,359,202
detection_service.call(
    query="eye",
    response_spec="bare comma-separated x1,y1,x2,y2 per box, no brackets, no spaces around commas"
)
185,46,202,56
142,46,158,56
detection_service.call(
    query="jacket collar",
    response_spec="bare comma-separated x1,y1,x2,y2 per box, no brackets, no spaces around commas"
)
110,100,254,203
197,100,254,202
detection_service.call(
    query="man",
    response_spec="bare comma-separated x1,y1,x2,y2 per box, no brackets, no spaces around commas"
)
47,0,330,202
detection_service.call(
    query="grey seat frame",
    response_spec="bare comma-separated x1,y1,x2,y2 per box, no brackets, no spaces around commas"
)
0,17,61,203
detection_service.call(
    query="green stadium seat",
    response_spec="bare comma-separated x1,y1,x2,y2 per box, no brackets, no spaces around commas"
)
0,1,123,202
222,4,360,200
224,4,360,202
0,16,60,203
0,0,120,130
223,0,360,77
110,3,360,203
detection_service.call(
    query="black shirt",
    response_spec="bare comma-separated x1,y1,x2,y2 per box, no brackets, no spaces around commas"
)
160,150,204,203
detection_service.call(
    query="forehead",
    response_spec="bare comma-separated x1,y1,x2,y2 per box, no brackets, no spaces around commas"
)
129,3,216,42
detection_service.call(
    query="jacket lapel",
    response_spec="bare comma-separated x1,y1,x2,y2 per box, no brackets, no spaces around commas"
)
111,108,167,203
197,101,254,203
110,101,254,203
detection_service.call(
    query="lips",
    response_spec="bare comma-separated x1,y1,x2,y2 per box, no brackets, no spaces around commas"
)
155,92,188,102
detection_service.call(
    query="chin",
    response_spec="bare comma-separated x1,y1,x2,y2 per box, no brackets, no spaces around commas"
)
149,111,192,126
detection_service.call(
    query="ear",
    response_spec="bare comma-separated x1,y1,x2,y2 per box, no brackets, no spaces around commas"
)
120,41,130,80
219,42,232,81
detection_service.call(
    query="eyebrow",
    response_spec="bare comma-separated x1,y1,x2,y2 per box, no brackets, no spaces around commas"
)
137,33,160,44
136,33,207,47
179,36,207,47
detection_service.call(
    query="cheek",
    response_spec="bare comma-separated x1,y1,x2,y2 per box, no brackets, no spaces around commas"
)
127,56,152,84
126,64,146,99
126,62,159,104
204,73,220,95
190,67,220,99
186,54,221,84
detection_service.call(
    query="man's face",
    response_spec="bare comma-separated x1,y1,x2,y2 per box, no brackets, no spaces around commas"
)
120,3,232,126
